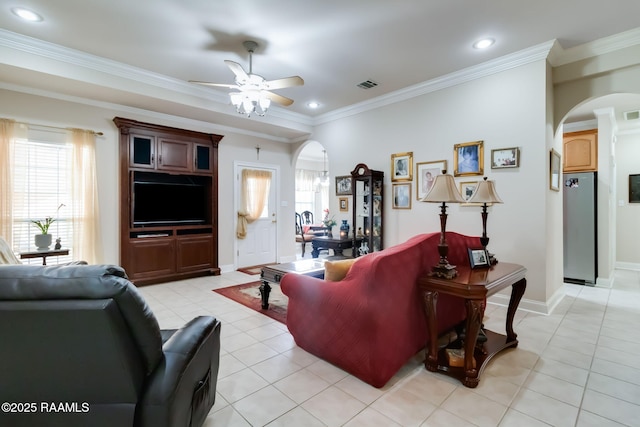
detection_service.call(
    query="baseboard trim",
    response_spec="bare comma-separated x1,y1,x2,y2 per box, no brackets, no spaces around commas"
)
488,285,566,315
220,264,235,274
616,261,640,271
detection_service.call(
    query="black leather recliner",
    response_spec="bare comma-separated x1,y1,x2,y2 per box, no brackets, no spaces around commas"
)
0,264,221,427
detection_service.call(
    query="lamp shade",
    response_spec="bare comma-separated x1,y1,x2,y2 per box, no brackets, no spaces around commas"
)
467,177,503,204
420,173,465,203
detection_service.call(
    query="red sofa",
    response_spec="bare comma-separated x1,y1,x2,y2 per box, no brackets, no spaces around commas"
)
280,232,481,388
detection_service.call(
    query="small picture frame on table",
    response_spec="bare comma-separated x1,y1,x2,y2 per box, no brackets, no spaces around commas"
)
468,248,490,269
339,197,349,212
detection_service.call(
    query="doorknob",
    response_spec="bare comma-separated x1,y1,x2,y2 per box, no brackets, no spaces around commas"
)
272,213,277,223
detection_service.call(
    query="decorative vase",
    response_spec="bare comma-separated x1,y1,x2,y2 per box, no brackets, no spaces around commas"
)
340,220,350,238
327,227,333,238
35,233,52,251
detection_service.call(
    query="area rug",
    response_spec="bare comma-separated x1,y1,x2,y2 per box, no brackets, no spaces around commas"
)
236,264,272,275
214,281,287,324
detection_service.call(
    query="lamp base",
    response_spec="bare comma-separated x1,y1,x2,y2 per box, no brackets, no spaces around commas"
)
430,262,458,279
488,253,498,265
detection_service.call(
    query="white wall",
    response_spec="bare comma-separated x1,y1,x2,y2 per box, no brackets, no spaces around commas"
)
615,132,640,268
312,60,557,308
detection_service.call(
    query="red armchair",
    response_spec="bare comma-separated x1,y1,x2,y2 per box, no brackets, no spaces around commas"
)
281,232,481,388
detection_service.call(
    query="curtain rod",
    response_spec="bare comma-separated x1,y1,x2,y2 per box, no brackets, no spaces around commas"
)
17,120,104,136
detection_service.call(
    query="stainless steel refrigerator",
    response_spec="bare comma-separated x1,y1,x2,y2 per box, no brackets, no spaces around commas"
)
563,171,597,284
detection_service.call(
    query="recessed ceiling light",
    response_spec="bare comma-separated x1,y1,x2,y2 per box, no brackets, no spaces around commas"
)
307,101,320,109
11,7,43,22
473,38,495,49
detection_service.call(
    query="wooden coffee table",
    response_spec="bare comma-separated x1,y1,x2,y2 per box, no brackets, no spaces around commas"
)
259,259,325,309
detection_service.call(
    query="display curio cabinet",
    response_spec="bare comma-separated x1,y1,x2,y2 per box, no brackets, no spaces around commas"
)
351,163,384,256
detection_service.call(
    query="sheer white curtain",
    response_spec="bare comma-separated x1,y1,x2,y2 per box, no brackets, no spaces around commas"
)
236,169,272,239
68,129,102,264
0,119,27,246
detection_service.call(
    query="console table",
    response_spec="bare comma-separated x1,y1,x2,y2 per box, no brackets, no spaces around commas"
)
20,248,70,265
311,236,362,258
418,262,526,388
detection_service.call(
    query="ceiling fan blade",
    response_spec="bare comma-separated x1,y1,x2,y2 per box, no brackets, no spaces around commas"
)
262,90,294,106
264,76,304,90
224,60,249,81
189,80,239,89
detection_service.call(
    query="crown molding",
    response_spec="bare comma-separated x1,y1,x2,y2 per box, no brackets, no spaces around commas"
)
313,41,555,125
548,26,640,67
0,29,314,131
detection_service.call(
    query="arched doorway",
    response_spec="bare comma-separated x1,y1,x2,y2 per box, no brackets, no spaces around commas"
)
560,93,640,283
294,141,330,223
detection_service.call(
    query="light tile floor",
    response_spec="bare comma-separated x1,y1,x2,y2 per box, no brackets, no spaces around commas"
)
137,269,640,427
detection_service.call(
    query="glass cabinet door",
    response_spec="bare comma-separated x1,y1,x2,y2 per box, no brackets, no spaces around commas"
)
352,163,384,256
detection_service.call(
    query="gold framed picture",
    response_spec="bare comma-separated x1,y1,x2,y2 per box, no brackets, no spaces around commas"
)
339,197,348,212
391,152,413,182
453,141,484,177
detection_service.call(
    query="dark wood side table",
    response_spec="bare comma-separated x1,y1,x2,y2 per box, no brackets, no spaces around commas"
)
418,262,526,388
20,248,70,265
311,236,362,258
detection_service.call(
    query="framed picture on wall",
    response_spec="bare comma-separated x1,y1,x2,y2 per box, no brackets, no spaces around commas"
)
550,149,561,191
416,160,447,200
335,176,352,195
392,183,412,209
339,197,349,211
491,147,520,168
454,141,484,177
630,174,640,203
391,152,413,182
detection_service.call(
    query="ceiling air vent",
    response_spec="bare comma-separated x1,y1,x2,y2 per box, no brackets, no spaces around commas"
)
624,110,640,121
357,80,378,89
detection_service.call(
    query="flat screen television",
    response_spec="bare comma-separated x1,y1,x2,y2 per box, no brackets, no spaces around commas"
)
132,172,210,227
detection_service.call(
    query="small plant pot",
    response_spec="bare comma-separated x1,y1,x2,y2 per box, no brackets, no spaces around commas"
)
35,234,52,251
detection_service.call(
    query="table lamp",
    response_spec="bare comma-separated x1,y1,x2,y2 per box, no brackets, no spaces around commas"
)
467,177,503,264
420,170,465,279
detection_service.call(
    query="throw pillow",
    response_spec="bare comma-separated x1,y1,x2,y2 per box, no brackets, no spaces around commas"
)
324,258,358,282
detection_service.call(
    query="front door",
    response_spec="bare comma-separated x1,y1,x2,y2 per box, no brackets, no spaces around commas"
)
235,163,278,268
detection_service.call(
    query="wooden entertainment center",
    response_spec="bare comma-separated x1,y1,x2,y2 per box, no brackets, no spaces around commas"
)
114,117,223,285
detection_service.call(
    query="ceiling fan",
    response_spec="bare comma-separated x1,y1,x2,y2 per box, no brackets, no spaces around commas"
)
190,40,304,116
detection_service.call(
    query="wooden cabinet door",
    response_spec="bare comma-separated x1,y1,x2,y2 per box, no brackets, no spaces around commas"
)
177,235,213,273
158,138,191,172
129,238,176,281
130,134,156,169
194,143,212,172
563,130,597,172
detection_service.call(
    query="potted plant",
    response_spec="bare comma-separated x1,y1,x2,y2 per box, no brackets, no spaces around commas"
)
322,209,337,237
31,204,64,250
